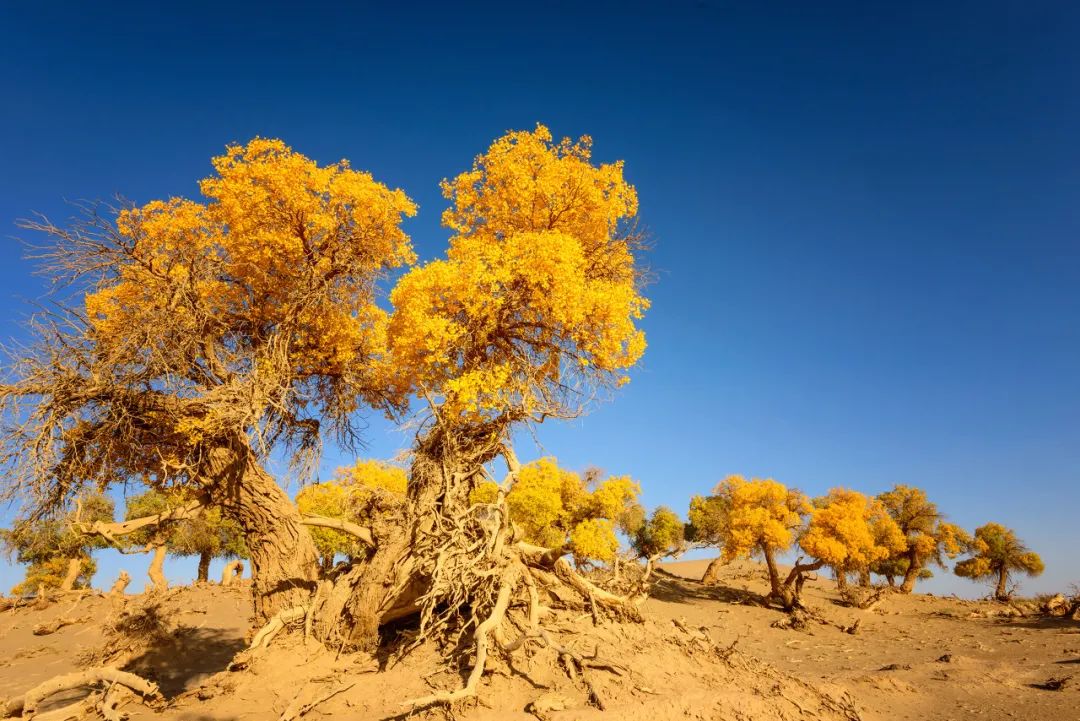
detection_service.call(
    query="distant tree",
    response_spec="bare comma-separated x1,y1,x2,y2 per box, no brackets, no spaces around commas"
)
1,493,114,595
875,485,969,593
472,458,640,565
954,523,1043,601
296,481,357,572
123,490,246,589
686,493,730,584
631,506,686,567
688,475,815,608
799,488,905,591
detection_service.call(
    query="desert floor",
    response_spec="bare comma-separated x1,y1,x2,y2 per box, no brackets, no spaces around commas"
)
1,559,1076,721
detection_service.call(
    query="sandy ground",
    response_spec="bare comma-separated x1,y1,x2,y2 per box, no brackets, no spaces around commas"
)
0,560,1075,720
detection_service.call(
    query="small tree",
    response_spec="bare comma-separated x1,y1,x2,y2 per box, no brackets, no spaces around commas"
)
631,506,685,579
799,488,905,591
875,485,969,593
1,493,114,595
472,458,640,565
688,475,813,607
686,494,729,584
954,523,1043,601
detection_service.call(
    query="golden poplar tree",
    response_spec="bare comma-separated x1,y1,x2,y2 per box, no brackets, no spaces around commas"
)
799,488,905,590
874,485,969,593
954,523,1043,600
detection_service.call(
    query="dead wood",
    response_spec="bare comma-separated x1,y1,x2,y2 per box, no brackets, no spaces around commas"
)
32,615,88,636
2,667,160,717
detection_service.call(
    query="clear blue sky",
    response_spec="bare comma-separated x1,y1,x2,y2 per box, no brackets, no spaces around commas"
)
0,1,1076,597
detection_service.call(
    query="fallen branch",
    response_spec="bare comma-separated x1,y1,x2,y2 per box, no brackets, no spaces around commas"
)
278,681,356,721
32,616,88,636
2,667,160,717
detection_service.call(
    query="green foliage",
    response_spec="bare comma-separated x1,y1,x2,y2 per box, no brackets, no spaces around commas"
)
122,489,246,560
1,492,114,594
954,522,1043,597
631,506,685,559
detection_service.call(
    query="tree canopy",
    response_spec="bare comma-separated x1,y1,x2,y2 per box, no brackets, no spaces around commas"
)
1,492,114,594
875,485,969,593
799,488,905,587
954,522,1043,600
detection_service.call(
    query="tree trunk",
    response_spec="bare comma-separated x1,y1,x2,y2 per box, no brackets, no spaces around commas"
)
221,560,244,586
899,552,920,594
109,571,130,597
701,557,725,585
321,555,335,574
59,558,81,592
148,545,168,592
207,443,320,623
858,568,872,587
835,568,849,592
197,551,211,583
995,566,1009,601
761,545,782,596
885,574,896,587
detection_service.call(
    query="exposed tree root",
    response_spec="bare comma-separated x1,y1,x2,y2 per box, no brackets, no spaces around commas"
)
1,667,160,718
250,606,309,649
221,560,244,586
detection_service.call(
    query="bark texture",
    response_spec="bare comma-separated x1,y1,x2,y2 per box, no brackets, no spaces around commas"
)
147,545,168,592
59,557,81,592
197,551,211,582
701,557,725,586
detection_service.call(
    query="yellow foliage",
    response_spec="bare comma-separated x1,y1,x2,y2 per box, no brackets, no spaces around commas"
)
473,457,640,563
85,138,416,410
876,485,969,572
570,518,619,564
954,522,1043,584
296,481,358,560
695,476,809,562
387,125,647,421
336,459,408,495
799,489,905,573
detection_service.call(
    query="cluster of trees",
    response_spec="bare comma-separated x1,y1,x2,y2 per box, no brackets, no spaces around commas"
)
1,489,247,595
0,125,1045,708
684,477,1043,605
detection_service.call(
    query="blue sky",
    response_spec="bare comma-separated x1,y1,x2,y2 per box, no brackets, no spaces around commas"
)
0,1,1077,596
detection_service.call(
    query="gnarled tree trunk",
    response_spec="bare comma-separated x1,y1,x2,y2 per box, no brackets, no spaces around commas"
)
701,557,725,585
206,442,319,623
899,550,920,593
148,545,168,592
858,568,872,587
221,559,244,585
761,545,782,596
197,551,211,582
994,566,1009,601
59,557,81,592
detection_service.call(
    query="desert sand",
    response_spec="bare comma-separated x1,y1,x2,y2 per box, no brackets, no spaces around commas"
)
0,559,1075,721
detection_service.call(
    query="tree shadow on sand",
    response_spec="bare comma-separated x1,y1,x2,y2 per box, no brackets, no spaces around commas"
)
122,626,246,698
648,569,766,606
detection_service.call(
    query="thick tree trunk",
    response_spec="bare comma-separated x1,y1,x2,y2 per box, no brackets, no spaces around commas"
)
995,567,1009,601
148,545,168,592
197,551,211,583
899,551,920,594
59,558,81,592
208,443,319,623
885,574,896,587
835,568,849,592
858,568,872,587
